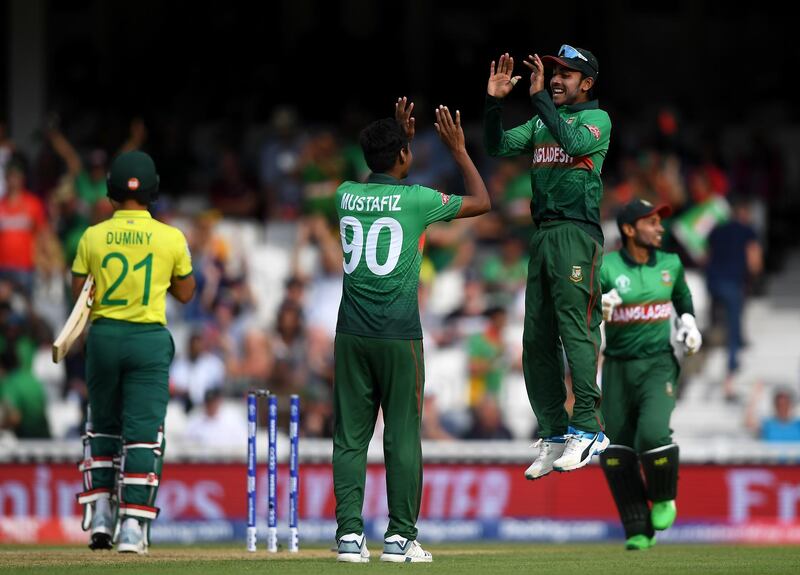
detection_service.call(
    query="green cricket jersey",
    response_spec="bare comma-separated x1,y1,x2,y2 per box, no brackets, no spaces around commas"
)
601,248,694,359
484,93,611,245
335,173,463,339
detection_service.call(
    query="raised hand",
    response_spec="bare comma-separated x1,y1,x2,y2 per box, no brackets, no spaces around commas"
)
522,54,545,96
434,105,465,155
487,53,522,99
395,96,416,140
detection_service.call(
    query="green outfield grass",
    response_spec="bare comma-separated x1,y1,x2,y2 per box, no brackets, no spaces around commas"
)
2,543,799,574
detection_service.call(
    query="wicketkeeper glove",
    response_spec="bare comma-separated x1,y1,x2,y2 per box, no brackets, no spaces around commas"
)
601,289,623,322
676,313,702,355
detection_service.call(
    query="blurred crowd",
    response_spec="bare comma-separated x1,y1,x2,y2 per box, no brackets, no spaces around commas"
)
1,104,799,446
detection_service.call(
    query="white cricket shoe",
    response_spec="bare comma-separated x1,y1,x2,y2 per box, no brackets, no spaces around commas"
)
380,535,432,563
117,518,148,555
88,497,114,550
553,430,610,472
337,532,370,563
524,435,568,479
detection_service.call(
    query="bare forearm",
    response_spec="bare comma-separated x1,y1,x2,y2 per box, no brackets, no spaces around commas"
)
453,150,490,218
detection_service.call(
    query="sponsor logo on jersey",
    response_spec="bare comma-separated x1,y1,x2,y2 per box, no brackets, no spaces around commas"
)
615,274,631,294
440,193,450,205
567,117,575,125
585,125,601,140
609,301,673,324
128,177,140,190
661,270,673,285
340,193,402,212
533,145,594,170
570,265,583,283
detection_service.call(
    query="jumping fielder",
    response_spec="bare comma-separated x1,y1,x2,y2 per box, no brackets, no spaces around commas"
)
599,198,701,550
484,45,611,477
333,100,490,563
72,151,195,554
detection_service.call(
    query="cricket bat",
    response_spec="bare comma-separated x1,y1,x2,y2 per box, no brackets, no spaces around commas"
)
52,274,95,363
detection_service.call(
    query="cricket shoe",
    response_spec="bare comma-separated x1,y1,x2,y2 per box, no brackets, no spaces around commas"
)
337,532,370,563
88,497,114,550
552,430,610,472
117,518,148,555
651,500,677,530
380,535,432,563
524,433,570,480
625,534,656,551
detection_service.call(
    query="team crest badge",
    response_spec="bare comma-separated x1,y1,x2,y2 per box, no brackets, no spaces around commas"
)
661,270,673,285
440,193,450,205
570,265,583,283
615,274,631,294
567,117,575,125
585,124,601,140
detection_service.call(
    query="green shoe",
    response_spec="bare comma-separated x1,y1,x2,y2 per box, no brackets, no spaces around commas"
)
625,534,655,550
652,500,677,530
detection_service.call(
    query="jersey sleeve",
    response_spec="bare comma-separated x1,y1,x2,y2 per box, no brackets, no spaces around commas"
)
484,96,536,157
530,93,611,157
418,185,463,226
71,230,90,276
671,258,695,316
600,258,613,292
173,229,193,278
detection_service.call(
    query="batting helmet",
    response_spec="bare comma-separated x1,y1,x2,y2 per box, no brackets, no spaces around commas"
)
107,151,160,204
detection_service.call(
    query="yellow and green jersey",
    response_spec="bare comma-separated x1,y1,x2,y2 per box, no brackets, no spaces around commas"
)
601,248,694,359
335,173,463,339
72,209,192,325
484,94,611,245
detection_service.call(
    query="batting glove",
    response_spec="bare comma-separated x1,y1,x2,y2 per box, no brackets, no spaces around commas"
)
601,289,623,322
676,313,703,355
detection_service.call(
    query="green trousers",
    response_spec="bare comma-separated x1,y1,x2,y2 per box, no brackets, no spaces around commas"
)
86,318,173,512
522,221,604,437
601,353,678,452
332,332,424,541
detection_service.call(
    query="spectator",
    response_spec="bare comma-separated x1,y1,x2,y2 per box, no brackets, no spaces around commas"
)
706,196,763,401
258,107,304,219
224,328,273,395
746,383,800,442
271,302,307,395
467,306,508,405
182,388,247,448
209,149,259,218
0,156,55,296
170,331,226,412
463,395,512,440
0,121,15,199
0,308,50,439
47,129,109,209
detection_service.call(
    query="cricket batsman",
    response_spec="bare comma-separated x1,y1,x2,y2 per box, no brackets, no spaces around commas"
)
484,45,611,476
599,198,702,550
72,151,195,554
333,100,490,563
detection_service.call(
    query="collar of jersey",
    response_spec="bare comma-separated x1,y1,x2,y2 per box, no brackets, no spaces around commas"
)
563,99,599,113
367,173,402,185
620,246,657,267
113,209,152,219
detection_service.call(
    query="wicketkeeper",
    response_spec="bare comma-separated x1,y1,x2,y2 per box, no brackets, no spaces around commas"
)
599,198,701,550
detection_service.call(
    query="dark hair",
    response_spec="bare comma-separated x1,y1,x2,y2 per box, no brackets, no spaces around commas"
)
359,118,408,173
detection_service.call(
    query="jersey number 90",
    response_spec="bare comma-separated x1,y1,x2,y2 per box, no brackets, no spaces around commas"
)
340,217,403,276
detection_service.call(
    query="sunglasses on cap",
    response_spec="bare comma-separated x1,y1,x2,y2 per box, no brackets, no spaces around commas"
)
558,44,589,62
